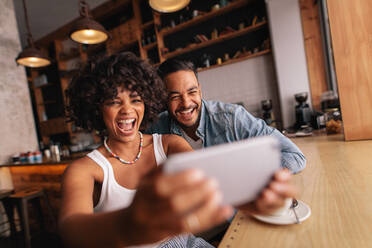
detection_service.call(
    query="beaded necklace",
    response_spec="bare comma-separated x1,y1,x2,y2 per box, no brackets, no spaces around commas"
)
103,132,143,165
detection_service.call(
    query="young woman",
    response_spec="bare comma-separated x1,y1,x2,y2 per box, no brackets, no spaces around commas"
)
59,52,233,248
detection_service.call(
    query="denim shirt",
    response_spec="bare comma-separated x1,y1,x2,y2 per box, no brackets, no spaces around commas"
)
147,100,306,174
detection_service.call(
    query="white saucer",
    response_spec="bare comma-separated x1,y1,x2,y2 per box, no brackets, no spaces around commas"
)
251,200,311,225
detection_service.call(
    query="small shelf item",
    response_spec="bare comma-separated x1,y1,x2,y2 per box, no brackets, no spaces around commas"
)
33,74,48,87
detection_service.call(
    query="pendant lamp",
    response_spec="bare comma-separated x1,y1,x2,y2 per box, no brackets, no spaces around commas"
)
149,0,190,13
15,0,51,68
69,0,109,44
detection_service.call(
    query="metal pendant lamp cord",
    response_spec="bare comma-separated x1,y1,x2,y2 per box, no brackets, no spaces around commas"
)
22,0,34,47
79,0,90,18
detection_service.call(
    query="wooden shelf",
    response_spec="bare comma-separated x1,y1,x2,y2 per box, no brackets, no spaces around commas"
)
59,69,79,79
164,21,267,59
39,117,69,136
160,0,253,37
198,49,271,72
143,42,157,51
86,43,106,55
35,83,57,89
107,40,138,54
152,62,161,67
58,52,80,62
141,20,154,30
37,100,58,106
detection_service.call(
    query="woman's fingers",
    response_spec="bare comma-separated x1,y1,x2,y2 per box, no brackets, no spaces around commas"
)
140,169,234,234
182,191,234,233
168,177,218,214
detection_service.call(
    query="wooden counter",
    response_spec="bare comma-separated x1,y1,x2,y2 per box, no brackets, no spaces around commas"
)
219,134,372,248
7,164,68,217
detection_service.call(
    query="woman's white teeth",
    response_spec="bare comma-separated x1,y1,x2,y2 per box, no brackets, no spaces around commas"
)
118,119,135,124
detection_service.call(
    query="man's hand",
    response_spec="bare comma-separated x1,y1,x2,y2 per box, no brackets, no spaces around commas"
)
237,169,297,215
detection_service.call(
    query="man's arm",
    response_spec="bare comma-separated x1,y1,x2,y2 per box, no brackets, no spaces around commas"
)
232,105,306,174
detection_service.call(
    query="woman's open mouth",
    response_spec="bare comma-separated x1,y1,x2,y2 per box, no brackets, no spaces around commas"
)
117,118,136,134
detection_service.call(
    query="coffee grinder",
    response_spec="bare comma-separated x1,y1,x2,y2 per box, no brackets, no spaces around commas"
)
294,92,312,130
261,99,274,125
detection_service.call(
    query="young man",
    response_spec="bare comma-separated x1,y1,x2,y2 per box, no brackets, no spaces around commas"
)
147,59,306,174
147,59,304,242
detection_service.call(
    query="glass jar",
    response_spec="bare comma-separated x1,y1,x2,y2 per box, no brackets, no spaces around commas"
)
325,108,342,134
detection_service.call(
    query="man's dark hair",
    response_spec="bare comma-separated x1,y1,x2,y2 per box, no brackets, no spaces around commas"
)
157,58,198,80
65,52,167,134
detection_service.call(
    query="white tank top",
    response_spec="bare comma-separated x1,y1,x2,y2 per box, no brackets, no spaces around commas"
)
86,134,211,248
87,133,167,213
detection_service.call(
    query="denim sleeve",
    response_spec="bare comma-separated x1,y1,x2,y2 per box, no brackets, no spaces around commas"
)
232,106,306,174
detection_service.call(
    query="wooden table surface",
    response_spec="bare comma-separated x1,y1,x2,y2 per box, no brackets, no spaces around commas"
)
219,134,372,248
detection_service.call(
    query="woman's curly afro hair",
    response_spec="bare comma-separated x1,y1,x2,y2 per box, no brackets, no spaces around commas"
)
65,52,167,134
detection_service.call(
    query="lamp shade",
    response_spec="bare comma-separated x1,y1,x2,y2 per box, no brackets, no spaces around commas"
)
70,17,109,44
16,46,51,68
149,0,190,13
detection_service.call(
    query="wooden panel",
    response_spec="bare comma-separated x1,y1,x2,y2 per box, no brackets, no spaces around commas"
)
327,0,372,140
299,0,328,110
9,165,67,218
106,18,137,53
39,117,68,136
153,12,165,62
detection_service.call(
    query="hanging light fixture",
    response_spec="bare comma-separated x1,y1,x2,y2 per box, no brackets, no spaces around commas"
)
149,0,190,13
69,0,109,45
15,0,51,68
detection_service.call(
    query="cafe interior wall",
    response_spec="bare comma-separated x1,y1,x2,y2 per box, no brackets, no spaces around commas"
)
199,54,280,121
266,0,312,128
0,0,38,178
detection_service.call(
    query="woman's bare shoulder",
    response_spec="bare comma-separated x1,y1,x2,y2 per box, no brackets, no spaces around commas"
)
64,154,101,178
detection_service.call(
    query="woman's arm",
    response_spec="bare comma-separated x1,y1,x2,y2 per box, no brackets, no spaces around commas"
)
59,156,232,248
59,158,134,248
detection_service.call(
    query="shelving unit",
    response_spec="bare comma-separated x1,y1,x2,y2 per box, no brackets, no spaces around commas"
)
163,21,268,59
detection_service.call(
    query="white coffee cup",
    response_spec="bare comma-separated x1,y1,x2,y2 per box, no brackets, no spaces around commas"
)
270,198,293,216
